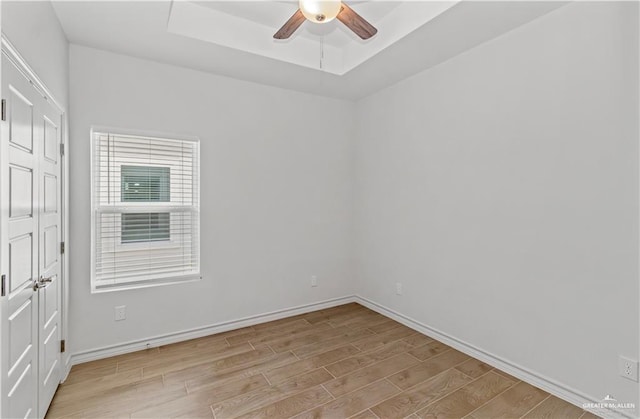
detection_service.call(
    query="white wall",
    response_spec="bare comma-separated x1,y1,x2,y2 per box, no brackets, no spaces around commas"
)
69,45,356,354
1,1,68,106
355,1,639,411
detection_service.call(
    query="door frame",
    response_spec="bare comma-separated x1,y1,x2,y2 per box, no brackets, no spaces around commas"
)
0,33,70,402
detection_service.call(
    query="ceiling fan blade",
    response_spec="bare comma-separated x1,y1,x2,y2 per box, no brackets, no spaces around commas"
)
337,3,377,40
274,9,306,39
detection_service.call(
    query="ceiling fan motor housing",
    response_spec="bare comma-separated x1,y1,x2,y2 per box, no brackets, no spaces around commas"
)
299,0,342,24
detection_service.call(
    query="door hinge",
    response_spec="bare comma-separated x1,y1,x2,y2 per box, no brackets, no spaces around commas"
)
60,143,65,156
1,274,6,297
60,340,66,353
1,99,6,121
60,241,65,255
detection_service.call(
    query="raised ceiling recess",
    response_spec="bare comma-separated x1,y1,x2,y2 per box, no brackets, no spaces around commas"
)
168,1,458,75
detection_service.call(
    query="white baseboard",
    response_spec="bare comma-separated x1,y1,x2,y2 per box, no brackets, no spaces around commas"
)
69,295,356,366
354,296,633,419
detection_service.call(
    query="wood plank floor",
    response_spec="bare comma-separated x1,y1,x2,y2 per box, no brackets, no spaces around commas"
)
46,303,598,419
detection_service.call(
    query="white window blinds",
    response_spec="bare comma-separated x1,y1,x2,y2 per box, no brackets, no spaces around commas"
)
91,131,200,291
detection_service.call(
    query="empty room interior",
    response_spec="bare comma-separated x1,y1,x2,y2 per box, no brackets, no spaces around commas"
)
0,0,638,418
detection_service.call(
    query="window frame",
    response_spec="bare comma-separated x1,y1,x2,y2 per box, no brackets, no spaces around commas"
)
90,126,201,293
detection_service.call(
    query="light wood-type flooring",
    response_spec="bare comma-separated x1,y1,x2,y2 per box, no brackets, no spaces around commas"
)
46,303,599,419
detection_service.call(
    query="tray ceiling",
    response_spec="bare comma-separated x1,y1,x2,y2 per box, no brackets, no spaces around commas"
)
168,1,458,75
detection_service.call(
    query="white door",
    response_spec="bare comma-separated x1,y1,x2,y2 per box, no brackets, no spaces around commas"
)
36,80,63,419
0,53,63,419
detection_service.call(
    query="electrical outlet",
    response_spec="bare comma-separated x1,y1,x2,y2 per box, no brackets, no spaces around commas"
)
396,282,403,295
311,276,318,287
114,305,126,321
619,356,638,381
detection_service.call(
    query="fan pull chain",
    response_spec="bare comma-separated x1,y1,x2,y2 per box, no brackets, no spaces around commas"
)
319,36,324,70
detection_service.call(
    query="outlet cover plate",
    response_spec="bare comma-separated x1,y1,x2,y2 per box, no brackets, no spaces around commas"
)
114,305,126,321
619,356,638,382
396,282,403,295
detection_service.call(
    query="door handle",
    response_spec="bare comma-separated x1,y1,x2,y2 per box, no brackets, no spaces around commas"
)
33,275,54,291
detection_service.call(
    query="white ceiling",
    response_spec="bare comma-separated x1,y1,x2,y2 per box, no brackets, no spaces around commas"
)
51,1,568,100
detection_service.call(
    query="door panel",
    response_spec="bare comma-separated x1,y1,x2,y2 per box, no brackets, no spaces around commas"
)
43,226,57,270
8,165,32,219
8,234,32,293
8,362,33,419
8,87,33,152
43,279,57,328
43,118,57,164
8,298,32,367
2,52,63,418
43,175,56,214
42,324,57,385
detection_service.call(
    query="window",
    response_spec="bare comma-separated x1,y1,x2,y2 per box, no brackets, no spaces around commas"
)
121,212,170,244
91,131,200,291
121,165,170,202
120,166,170,244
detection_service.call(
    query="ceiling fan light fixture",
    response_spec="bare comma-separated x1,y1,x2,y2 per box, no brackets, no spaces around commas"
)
299,0,342,23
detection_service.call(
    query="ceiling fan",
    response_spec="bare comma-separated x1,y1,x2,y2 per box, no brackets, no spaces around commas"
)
274,0,378,40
